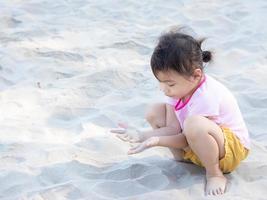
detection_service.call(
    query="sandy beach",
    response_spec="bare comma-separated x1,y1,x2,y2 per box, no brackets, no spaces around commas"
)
1,0,267,199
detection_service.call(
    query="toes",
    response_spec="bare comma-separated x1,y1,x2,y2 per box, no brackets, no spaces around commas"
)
214,188,223,195
206,176,226,196
206,186,225,196
217,188,223,195
206,188,218,196
215,189,219,195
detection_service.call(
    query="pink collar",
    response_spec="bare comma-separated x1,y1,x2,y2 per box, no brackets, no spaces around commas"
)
175,75,206,111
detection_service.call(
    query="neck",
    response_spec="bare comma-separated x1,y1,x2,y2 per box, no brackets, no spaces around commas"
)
182,75,205,102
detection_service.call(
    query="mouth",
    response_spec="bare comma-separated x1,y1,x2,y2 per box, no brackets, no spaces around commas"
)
167,95,179,99
166,95,174,98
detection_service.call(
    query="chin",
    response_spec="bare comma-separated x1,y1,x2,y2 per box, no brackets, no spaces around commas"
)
168,95,179,99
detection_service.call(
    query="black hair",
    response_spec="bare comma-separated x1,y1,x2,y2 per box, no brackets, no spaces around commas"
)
150,27,212,77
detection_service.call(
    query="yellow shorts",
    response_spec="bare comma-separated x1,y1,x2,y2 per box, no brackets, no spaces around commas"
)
182,127,249,173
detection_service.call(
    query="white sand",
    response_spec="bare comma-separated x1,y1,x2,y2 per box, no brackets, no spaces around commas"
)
1,0,267,199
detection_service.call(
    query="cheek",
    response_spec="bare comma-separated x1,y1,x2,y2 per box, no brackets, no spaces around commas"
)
173,85,181,92
167,87,178,96
173,86,187,95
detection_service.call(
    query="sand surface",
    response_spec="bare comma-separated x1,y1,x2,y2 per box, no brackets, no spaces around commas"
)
1,0,267,199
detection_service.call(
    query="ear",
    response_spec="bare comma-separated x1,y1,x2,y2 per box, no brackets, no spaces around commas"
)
192,68,202,81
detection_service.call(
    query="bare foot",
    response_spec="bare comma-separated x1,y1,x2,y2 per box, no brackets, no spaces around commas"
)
205,175,227,195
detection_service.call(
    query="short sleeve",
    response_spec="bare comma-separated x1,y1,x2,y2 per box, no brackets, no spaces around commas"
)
187,92,220,117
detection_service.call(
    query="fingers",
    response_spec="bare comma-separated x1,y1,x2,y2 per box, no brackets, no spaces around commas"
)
115,133,140,144
110,127,126,134
116,134,131,141
128,139,155,155
128,144,146,155
128,138,140,143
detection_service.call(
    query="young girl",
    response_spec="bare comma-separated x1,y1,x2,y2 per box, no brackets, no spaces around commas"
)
111,28,250,196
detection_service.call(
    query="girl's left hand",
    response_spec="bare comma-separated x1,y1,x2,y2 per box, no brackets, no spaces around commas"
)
128,136,159,155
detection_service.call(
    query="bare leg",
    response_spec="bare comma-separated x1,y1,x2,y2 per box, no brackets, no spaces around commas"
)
183,115,227,195
145,103,183,161
145,103,167,129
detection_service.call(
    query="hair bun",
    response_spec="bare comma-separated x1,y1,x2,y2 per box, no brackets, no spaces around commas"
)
202,51,212,62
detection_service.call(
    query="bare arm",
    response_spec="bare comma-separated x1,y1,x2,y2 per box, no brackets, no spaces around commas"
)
142,104,182,140
142,126,178,140
151,104,187,149
158,134,188,149
127,134,188,155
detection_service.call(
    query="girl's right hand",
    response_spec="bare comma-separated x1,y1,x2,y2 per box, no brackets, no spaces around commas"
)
110,123,144,143
127,136,159,155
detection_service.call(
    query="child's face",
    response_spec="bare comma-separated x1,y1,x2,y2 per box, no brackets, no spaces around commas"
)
156,69,202,100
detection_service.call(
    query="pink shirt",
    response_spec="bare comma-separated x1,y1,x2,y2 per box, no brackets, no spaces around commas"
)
166,75,250,149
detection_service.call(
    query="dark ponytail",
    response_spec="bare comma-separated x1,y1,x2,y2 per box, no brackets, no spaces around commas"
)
202,51,212,63
197,38,212,63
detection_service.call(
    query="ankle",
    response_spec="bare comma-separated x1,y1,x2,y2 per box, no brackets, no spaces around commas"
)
205,164,223,177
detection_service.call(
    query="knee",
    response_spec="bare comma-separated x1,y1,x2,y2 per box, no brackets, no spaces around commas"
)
145,108,156,124
145,103,164,124
183,115,206,141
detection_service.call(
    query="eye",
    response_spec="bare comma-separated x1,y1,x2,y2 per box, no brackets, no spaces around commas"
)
168,83,176,87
